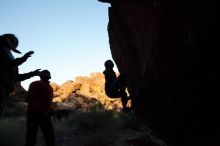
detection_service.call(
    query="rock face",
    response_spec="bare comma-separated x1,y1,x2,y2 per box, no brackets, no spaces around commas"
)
99,0,220,146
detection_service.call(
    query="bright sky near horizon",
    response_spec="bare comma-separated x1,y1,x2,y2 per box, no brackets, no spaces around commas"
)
0,0,116,89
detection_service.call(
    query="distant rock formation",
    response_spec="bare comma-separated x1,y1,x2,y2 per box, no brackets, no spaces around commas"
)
52,72,126,111
99,0,220,146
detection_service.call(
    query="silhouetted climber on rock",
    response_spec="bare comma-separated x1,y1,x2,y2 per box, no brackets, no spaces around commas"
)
25,70,55,146
0,33,40,113
103,60,131,112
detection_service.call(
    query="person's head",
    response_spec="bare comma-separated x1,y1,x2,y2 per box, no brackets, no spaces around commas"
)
0,34,21,54
39,70,51,81
104,60,114,69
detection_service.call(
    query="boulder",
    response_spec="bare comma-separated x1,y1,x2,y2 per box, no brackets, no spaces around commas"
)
50,82,60,92
99,0,220,145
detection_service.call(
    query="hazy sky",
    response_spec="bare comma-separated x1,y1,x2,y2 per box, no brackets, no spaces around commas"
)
0,0,115,89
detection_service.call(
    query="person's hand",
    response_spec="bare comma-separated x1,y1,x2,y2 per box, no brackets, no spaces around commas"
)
23,51,34,58
32,69,41,76
21,51,34,62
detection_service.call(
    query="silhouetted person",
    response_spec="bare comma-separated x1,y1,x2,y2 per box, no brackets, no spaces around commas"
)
25,70,55,146
103,60,131,112
0,33,40,113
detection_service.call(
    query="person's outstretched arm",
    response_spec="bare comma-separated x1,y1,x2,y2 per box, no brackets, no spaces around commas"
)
0,51,34,68
16,69,41,82
13,51,34,66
